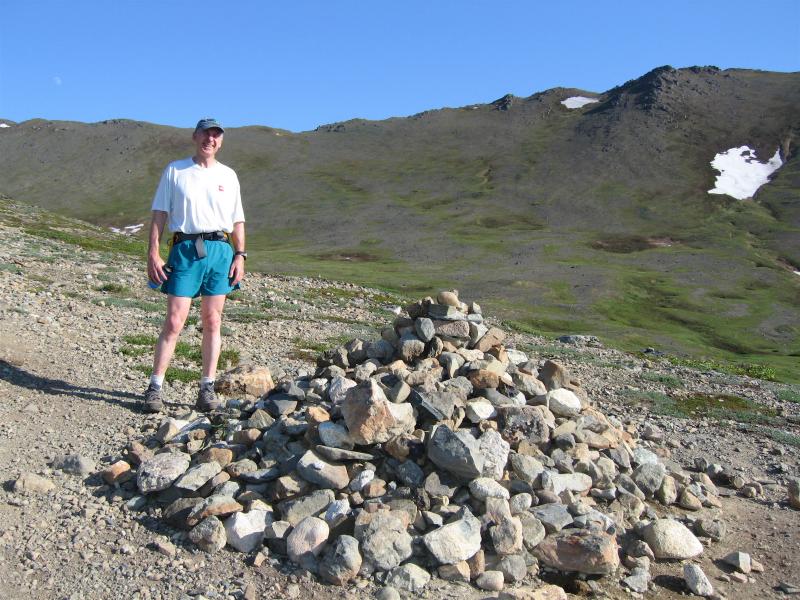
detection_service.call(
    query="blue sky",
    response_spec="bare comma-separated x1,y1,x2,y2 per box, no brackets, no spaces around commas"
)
1,0,798,132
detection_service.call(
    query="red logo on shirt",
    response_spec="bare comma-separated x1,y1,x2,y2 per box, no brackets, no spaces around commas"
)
218,185,225,192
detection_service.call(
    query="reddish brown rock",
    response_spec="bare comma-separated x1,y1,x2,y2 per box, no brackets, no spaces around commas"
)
216,364,274,399
186,495,243,527
363,478,387,498
475,327,506,352
232,428,261,445
468,369,500,390
439,561,471,582
197,447,235,468
124,441,154,466
306,406,330,425
341,380,415,445
538,360,571,391
467,548,486,580
102,460,133,484
499,585,568,600
533,530,619,575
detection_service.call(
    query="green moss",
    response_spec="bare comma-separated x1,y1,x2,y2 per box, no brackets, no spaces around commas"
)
123,334,158,346
0,262,22,274
95,282,129,294
640,372,684,388
776,389,800,404
93,297,163,312
134,364,199,383
620,389,782,425
119,346,149,357
23,225,147,256
225,309,271,323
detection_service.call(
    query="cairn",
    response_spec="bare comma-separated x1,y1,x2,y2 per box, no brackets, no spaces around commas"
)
103,290,732,595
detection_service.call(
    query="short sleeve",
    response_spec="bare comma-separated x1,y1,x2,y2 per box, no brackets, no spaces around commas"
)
232,174,245,223
151,165,172,212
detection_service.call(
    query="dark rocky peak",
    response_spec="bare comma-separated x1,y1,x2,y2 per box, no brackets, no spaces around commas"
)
603,65,722,112
491,93,515,111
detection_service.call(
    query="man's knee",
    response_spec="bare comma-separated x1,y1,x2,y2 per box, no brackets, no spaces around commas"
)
202,308,223,332
163,312,187,337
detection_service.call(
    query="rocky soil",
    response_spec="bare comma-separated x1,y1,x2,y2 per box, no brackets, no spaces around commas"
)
1,220,799,600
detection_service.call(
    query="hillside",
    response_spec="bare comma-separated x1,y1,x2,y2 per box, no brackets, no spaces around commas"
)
0,66,798,379
1,201,799,600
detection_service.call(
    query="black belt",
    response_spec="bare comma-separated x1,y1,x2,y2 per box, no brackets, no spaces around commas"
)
173,231,228,243
173,231,228,258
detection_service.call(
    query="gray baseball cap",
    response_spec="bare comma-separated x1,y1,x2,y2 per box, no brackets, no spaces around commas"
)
194,117,224,132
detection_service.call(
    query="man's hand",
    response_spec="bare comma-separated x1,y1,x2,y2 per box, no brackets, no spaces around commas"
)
148,253,168,284
229,254,245,286
147,210,169,284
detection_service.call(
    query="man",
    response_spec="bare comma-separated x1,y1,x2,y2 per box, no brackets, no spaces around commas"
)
143,117,247,413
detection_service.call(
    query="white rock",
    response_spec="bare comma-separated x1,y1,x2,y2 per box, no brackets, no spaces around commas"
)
386,563,431,593
642,519,703,559
350,469,375,492
684,563,714,597
479,429,510,480
224,510,271,553
423,510,482,564
548,472,593,495
328,376,357,404
287,516,329,566
546,388,582,417
466,398,497,422
469,477,510,501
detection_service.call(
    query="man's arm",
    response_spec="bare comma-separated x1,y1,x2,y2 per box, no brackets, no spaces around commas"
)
148,210,169,284
229,221,246,286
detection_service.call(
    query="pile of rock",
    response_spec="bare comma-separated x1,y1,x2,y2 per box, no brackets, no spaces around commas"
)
103,291,733,595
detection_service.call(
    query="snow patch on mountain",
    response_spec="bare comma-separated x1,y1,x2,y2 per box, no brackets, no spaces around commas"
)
561,96,599,109
708,146,782,200
110,223,144,235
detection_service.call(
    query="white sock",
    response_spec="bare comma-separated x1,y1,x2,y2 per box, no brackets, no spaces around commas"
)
200,376,215,387
150,374,164,388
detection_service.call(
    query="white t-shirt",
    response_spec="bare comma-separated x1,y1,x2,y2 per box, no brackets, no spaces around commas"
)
151,157,245,233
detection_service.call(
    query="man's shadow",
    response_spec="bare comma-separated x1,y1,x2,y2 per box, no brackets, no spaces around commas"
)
0,359,143,411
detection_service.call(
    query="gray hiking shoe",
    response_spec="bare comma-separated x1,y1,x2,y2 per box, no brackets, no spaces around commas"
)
196,382,221,412
143,383,164,413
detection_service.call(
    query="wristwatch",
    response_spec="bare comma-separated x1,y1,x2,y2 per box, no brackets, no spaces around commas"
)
234,251,248,260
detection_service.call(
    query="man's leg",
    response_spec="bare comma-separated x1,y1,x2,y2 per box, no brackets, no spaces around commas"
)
144,295,192,412
196,294,226,411
153,295,193,376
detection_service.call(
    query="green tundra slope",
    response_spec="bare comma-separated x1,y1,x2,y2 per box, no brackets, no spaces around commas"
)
1,66,798,379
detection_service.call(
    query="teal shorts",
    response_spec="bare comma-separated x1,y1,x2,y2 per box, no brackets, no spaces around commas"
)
161,239,240,298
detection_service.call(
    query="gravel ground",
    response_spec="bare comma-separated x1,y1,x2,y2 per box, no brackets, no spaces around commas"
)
1,222,798,600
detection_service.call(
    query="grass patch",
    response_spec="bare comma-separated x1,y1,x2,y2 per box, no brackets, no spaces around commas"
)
667,356,778,381
777,389,800,404
121,335,239,368
134,364,199,384
287,349,318,363
619,389,782,426
591,236,675,253
639,372,684,388
124,334,158,346
0,262,22,274
226,309,271,323
292,337,329,354
23,225,147,256
736,423,800,448
93,297,163,312
95,282,129,294
119,346,149,357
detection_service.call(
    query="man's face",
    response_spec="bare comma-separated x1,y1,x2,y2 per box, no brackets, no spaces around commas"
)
192,127,223,159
